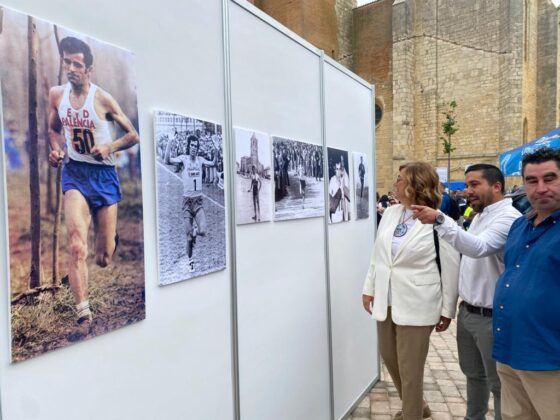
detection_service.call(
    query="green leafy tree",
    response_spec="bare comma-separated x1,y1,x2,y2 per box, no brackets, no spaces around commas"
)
439,100,458,189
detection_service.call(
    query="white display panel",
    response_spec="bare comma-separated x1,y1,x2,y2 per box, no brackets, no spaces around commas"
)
323,59,379,419
0,1,234,419
228,2,331,419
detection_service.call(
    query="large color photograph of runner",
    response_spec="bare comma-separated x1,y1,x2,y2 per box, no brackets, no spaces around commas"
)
0,7,145,362
154,111,226,286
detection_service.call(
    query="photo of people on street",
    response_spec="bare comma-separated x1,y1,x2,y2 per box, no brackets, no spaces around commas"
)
272,136,325,221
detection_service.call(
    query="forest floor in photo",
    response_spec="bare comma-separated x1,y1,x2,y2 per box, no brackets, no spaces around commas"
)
7,169,145,362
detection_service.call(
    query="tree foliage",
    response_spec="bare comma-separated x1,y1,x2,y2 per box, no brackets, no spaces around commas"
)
440,100,458,154
439,100,458,186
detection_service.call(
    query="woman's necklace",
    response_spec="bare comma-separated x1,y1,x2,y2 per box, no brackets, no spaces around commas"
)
393,207,414,237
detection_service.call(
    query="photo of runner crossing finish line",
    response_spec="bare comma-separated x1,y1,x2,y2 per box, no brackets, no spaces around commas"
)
154,111,226,286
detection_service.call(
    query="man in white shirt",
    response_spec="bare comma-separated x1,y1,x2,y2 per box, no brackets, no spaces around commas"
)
412,164,521,420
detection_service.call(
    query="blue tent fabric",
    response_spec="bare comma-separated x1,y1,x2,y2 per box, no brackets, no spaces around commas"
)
446,181,466,191
499,127,560,176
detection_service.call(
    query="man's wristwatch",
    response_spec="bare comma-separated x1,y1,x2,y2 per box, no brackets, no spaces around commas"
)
434,211,445,226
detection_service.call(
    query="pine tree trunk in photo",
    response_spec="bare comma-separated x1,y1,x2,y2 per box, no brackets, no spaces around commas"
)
52,166,62,285
54,25,63,83
52,24,63,286
46,150,54,213
44,78,55,215
28,16,42,289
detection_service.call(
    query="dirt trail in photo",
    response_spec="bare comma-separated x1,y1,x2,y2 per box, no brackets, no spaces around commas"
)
7,171,145,362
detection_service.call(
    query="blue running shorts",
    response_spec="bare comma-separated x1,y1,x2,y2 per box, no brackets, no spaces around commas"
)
62,159,122,209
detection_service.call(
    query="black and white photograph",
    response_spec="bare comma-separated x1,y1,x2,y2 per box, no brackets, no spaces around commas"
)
353,151,369,220
272,136,325,221
327,147,352,223
154,111,226,285
235,128,272,224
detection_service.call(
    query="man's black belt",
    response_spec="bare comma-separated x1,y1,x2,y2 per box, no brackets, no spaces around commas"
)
462,301,493,317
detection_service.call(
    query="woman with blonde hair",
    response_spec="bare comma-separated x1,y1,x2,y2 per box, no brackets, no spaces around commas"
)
362,162,460,419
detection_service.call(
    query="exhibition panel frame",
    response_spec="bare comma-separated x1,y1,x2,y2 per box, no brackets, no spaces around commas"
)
0,0,379,419
323,57,379,419
227,2,331,419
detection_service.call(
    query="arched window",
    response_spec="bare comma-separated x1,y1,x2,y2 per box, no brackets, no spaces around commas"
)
375,103,383,127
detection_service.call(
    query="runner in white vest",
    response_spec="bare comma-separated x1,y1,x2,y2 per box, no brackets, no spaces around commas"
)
47,36,139,341
165,135,217,273
57,81,117,166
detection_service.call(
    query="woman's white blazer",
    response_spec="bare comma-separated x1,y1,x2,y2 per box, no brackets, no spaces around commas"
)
363,204,460,326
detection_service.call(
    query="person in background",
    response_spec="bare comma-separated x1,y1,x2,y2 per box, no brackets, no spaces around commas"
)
376,192,383,226
440,183,462,221
462,201,476,230
378,194,390,210
440,183,452,215
3,120,23,171
455,190,467,215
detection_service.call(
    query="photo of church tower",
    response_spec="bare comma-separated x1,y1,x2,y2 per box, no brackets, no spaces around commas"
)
235,128,273,224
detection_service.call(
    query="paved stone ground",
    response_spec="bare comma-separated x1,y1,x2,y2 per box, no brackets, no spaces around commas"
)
348,320,495,420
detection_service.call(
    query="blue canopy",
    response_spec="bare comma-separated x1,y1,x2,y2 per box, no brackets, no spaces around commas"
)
446,181,466,191
499,127,560,176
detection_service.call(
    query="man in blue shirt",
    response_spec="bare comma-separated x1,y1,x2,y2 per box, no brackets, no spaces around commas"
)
493,147,560,419
439,183,461,221
440,183,453,214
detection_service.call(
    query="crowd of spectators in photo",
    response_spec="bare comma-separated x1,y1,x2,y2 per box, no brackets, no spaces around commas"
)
273,140,323,200
157,127,224,188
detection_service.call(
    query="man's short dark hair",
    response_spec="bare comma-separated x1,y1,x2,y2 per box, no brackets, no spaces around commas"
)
521,147,560,176
60,37,93,68
465,164,505,193
187,135,199,154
